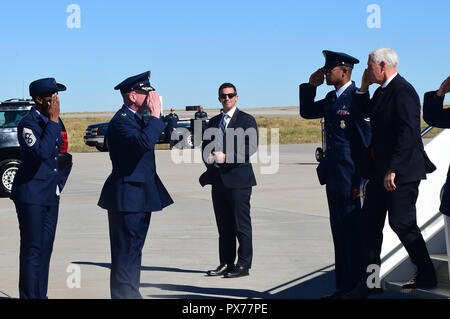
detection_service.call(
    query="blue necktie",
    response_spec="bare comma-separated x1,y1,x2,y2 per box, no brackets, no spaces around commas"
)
220,114,230,135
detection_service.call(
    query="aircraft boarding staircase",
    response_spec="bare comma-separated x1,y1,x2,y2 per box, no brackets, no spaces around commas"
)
380,128,450,298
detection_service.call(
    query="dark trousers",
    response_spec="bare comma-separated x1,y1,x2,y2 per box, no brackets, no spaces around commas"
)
15,202,59,299
362,179,435,276
168,128,175,149
326,186,365,292
211,179,253,268
108,211,151,299
440,169,450,215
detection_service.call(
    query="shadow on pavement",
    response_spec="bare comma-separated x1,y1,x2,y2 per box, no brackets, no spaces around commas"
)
73,261,205,274
0,291,13,299
73,262,418,299
142,283,269,299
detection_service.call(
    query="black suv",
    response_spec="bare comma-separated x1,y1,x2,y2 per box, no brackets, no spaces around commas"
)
0,99,34,196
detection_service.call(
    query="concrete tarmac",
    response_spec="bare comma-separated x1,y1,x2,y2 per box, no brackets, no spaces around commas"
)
0,144,408,299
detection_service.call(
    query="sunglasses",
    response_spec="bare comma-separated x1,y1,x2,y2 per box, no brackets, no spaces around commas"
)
219,93,237,99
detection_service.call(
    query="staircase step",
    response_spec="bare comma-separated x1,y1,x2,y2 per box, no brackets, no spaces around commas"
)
385,281,450,299
430,254,450,284
431,254,448,263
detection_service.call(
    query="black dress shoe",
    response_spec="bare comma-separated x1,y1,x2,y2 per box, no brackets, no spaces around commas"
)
402,273,437,289
340,280,383,299
206,264,232,276
223,265,249,278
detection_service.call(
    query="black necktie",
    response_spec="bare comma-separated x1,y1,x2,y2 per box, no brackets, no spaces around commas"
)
135,114,144,128
373,86,384,99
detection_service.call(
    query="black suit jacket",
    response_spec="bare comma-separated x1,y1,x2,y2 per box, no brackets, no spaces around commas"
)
423,90,450,216
199,108,258,189
423,91,450,128
353,74,435,183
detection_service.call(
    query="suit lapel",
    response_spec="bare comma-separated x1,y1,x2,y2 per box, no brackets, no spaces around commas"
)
372,74,399,114
121,105,141,128
226,108,240,130
335,82,355,103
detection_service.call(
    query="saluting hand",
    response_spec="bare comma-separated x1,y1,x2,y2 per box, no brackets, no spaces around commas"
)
309,68,325,87
437,76,450,97
360,69,373,93
48,93,60,123
145,91,162,118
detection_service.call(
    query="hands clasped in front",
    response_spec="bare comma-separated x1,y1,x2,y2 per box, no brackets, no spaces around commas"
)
207,152,226,165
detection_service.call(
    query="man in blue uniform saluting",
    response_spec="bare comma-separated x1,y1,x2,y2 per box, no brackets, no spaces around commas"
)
299,51,371,298
11,78,73,299
98,71,173,299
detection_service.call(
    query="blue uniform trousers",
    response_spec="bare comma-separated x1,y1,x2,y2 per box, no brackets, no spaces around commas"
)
325,187,365,292
107,210,151,299
15,201,59,299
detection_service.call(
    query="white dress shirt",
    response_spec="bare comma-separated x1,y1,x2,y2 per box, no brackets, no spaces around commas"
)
221,106,237,130
381,72,398,88
335,81,352,99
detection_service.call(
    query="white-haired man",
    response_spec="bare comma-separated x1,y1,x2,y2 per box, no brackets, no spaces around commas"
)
344,48,437,297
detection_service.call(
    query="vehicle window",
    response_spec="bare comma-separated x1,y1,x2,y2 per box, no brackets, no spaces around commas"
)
0,111,28,128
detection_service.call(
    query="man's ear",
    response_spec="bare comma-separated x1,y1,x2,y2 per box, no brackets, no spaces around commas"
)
128,91,137,103
34,96,43,105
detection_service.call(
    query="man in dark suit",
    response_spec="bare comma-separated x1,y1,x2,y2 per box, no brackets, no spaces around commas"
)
11,78,73,299
348,48,437,295
423,76,450,216
300,51,372,298
98,71,173,298
200,83,258,278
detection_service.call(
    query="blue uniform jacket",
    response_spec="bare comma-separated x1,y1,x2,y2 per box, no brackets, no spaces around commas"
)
300,82,372,189
165,113,179,131
11,107,72,206
199,108,258,189
98,105,173,213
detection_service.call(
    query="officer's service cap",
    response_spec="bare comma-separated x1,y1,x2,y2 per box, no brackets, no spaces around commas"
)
29,78,67,97
114,71,155,94
322,50,359,71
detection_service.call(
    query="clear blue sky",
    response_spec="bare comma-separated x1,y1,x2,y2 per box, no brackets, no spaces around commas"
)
0,0,449,112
